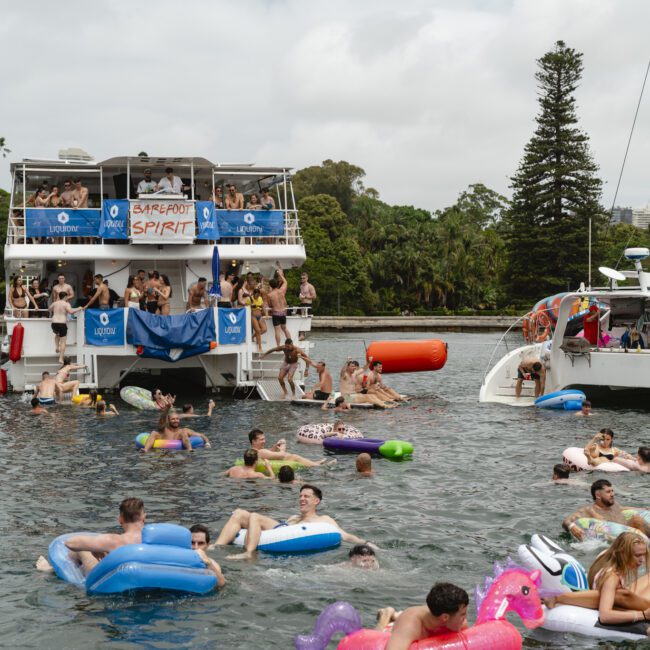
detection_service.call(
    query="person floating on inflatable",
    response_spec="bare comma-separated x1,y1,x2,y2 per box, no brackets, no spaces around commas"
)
213,484,376,560
142,409,211,452
224,449,274,480
249,428,331,468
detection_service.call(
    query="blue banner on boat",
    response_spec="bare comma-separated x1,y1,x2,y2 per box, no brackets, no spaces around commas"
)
196,201,221,240
99,200,129,239
85,308,125,346
218,308,246,344
126,308,216,362
26,208,101,238
216,209,285,237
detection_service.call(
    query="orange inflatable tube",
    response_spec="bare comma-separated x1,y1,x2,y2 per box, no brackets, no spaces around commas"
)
365,339,447,374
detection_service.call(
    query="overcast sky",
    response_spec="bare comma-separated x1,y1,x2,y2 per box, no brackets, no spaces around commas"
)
2,0,650,212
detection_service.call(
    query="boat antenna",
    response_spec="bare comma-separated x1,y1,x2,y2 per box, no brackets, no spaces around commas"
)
609,57,650,269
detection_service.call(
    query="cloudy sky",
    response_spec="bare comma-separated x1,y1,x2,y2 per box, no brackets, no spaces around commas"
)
1,0,650,212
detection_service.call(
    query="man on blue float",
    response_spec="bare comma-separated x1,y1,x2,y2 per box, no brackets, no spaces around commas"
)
36,497,146,574
142,409,211,452
213,484,376,560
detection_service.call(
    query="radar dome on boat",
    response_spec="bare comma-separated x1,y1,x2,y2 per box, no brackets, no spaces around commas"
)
624,247,650,261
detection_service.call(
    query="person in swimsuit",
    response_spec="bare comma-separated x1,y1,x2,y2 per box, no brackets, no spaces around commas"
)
152,388,175,410
214,484,375,560
584,428,629,467
34,371,58,405
123,275,143,310
248,428,332,468
144,271,161,314
348,544,379,569
189,525,226,588
242,285,267,352
186,277,208,312
30,278,49,318
339,359,396,409
515,356,545,398
54,358,87,400
303,360,333,401
155,274,172,315
225,184,244,210
562,479,650,541
49,291,83,363
96,400,119,416
142,409,211,452
224,448,274,479
267,266,290,346
8,276,36,318
262,338,312,399
374,583,469,647
366,360,409,403
179,400,215,418
543,532,650,632
84,274,110,310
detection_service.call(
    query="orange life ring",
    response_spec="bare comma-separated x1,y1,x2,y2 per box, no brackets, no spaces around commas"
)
522,312,535,343
522,311,551,343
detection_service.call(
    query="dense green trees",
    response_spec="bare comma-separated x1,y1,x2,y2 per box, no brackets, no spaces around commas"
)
503,41,605,302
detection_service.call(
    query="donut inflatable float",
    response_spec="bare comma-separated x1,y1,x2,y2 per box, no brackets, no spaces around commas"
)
296,423,363,445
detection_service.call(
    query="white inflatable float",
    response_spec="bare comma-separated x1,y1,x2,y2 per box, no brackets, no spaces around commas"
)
562,447,629,473
518,534,649,641
296,423,363,445
233,522,341,553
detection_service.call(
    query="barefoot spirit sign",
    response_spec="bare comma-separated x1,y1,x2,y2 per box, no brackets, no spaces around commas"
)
129,199,196,243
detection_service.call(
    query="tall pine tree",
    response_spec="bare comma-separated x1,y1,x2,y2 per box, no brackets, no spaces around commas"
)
504,41,604,302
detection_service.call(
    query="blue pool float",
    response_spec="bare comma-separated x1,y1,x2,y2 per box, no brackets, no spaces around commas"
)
534,389,586,410
134,432,205,450
48,523,217,595
233,522,341,554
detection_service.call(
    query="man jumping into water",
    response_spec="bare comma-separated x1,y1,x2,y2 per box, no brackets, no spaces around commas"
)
214,484,375,560
248,428,331,468
562,478,650,540
36,497,146,574
262,338,312,399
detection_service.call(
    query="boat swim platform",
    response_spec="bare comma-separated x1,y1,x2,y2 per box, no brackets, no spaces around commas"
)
311,315,521,332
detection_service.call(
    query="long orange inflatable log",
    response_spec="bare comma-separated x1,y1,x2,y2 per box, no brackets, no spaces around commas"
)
365,339,447,374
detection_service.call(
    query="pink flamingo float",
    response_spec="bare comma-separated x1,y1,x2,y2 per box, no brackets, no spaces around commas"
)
295,566,544,650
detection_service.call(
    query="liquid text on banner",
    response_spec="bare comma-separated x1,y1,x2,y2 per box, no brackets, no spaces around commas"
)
218,308,246,344
99,200,129,239
85,309,126,346
215,209,285,237
26,208,101,238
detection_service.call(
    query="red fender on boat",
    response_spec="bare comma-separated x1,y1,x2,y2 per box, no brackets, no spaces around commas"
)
0,369,7,395
9,323,24,363
365,339,447,374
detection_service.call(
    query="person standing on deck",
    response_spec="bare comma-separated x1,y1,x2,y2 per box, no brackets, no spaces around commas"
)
49,291,82,363
268,267,290,346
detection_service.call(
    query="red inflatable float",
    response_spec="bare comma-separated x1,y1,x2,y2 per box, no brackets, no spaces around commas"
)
365,339,447,374
9,323,24,363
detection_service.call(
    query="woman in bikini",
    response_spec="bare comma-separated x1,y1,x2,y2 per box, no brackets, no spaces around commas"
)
244,287,267,352
584,428,631,467
9,276,36,318
123,275,143,310
544,531,650,630
155,274,172,315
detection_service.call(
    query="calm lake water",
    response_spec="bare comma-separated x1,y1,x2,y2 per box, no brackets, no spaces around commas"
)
1,331,648,649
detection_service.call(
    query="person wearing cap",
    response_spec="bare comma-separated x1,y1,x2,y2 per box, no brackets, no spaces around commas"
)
158,167,184,194
137,168,158,194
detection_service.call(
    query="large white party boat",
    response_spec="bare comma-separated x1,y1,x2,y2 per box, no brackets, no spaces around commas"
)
3,152,311,397
480,248,650,406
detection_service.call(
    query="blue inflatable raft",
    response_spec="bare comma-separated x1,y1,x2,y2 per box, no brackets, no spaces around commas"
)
48,523,217,595
534,389,586,411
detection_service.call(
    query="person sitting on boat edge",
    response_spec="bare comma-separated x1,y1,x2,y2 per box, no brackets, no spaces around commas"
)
367,359,409,403
303,360,332,401
224,448,274,479
189,524,226,588
339,359,396,409
562,479,650,540
36,497,146,574
142,409,211,452
248,428,332,468
213,484,375,560
321,395,352,411
375,582,469,647
543,532,650,632
515,356,545,398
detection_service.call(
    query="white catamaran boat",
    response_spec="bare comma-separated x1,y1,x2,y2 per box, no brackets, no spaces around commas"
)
4,153,311,399
480,248,650,406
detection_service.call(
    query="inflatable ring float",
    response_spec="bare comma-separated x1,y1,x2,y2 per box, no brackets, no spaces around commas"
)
135,433,205,450
233,522,341,553
71,393,102,405
562,447,628,473
234,458,304,475
296,423,363,445
323,438,413,459
120,386,157,410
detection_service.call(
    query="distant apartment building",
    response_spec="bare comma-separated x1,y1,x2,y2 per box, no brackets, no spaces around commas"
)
632,206,650,230
611,206,633,225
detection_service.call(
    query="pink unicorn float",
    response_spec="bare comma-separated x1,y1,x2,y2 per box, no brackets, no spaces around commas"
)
294,567,544,650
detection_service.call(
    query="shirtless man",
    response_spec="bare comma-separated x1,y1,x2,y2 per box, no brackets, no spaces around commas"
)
60,180,74,207
298,272,317,314
225,184,245,210
144,271,161,314
224,448,274,479
303,360,332,401
49,290,83,363
50,273,74,304
189,524,226,588
55,358,86,400
187,277,208,312
70,178,89,208
248,428,331,468
143,410,211,452
179,399,215,418
30,396,49,414
356,453,373,476
375,583,469,650
562,479,650,540
84,274,110,310
340,359,396,409
218,271,235,308
34,371,58,405
321,395,352,411
263,338,311,399
267,267,290,346
214,484,374,560
515,356,545,398
36,498,146,575
366,360,408,403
